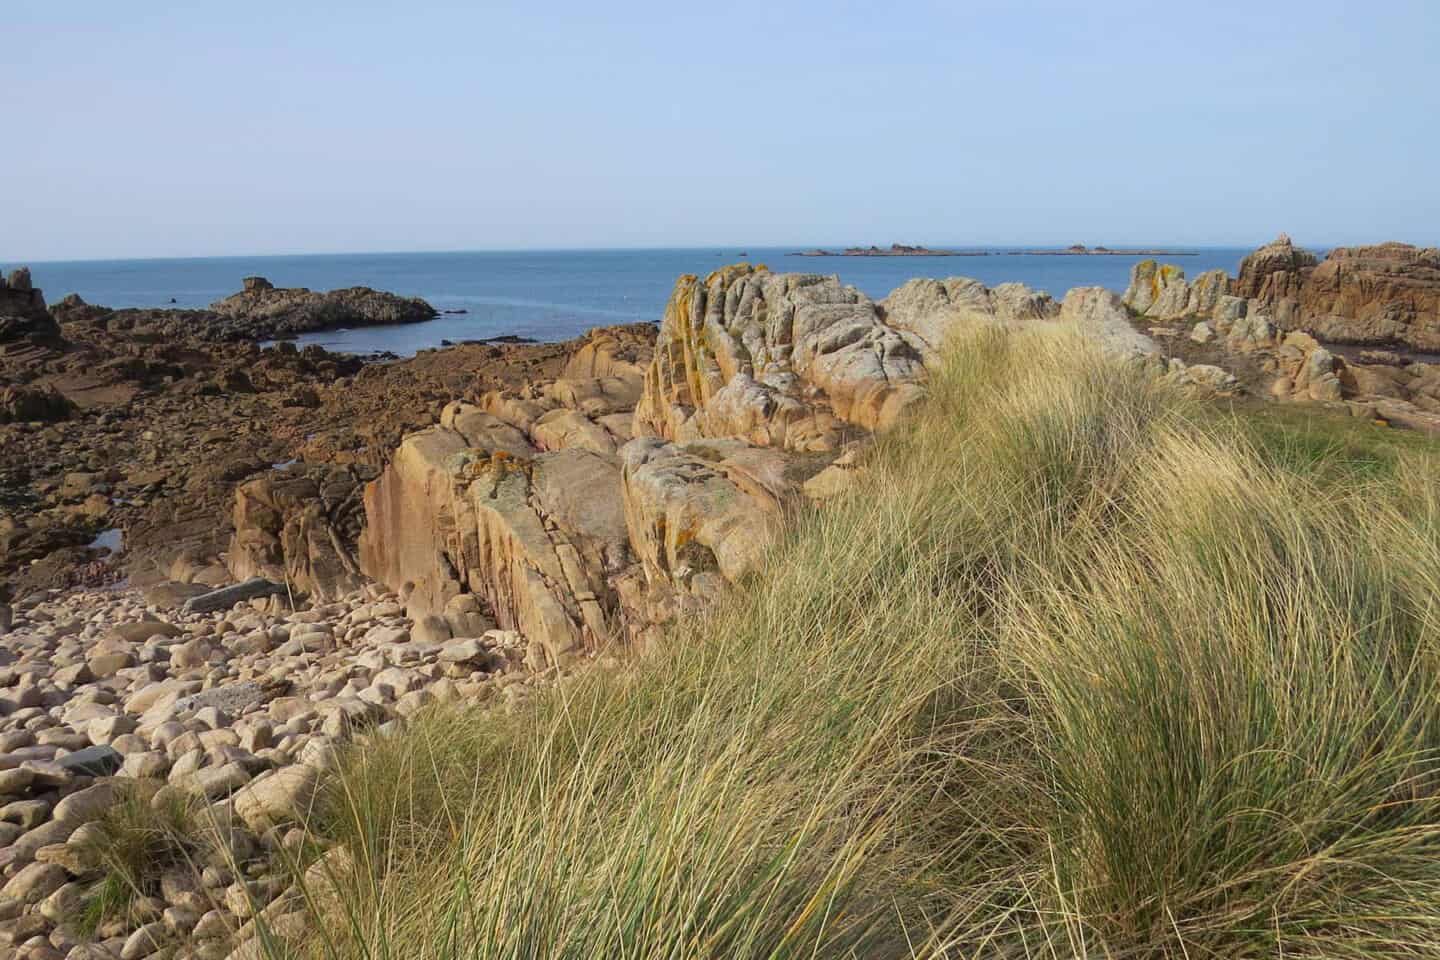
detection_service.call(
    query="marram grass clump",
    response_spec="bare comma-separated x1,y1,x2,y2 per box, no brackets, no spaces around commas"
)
286,323,1440,959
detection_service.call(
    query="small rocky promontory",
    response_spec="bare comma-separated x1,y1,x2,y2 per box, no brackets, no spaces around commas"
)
45,277,439,344
209,276,438,340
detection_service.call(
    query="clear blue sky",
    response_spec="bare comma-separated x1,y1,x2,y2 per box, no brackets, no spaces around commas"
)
5,0,1437,260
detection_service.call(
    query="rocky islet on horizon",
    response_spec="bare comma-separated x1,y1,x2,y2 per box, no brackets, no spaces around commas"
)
2,233,1440,957
789,242,1200,257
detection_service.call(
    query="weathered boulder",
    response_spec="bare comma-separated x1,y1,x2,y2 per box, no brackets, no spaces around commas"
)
633,265,927,452
1185,269,1230,316
882,277,1059,361
232,764,320,831
620,437,794,584
1270,331,1345,403
1122,260,1191,318
227,465,378,602
181,579,282,615
0,384,75,424
1056,288,1163,362
619,437,806,622
561,325,654,381
360,426,629,660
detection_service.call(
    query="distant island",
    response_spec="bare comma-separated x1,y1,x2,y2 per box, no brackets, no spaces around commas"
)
788,243,1198,257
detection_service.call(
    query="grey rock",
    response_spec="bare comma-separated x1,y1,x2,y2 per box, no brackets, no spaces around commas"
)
55,745,123,777
172,682,266,718
181,578,282,615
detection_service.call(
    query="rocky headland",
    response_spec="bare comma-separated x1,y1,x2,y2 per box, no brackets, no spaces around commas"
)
2,234,1440,957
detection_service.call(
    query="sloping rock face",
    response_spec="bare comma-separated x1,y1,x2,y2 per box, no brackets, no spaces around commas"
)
358,419,632,661
210,276,437,339
882,277,1059,361
633,265,928,452
1057,288,1163,361
1295,244,1440,349
227,465,379,603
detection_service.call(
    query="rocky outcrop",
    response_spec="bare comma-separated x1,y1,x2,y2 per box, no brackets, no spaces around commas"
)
1185,269,1230,316
209,276,438,340
619,437,805,624
1057,288,1163,362
1234,233,1319,306
561,324,654,381
0,267,58,343
1122,260,1193,318
1291,244,1440,350
1228,237,1440,349
3,304,635,601
881,277,1059,362
227,465,379,603
633,265,928,452
1268,331,1344,403
358,421,630,661
48,275,436,345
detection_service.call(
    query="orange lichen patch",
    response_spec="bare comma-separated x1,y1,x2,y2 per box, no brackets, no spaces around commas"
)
703,262,768,287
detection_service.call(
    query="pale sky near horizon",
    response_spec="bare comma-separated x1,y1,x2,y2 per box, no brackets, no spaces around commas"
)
4,0,1437,262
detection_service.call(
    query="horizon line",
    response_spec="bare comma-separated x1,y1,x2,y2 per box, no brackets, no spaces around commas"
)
6,239,1321,266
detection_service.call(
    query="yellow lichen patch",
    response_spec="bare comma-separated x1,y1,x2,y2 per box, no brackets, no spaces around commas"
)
703,262,767,287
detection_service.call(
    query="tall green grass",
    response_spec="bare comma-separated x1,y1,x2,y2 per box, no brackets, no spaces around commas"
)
293,323,1440,959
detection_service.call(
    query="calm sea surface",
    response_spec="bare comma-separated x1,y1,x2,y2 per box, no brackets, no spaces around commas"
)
17,247,1251,356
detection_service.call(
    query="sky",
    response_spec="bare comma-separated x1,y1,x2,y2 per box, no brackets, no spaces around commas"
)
3,0,1437,261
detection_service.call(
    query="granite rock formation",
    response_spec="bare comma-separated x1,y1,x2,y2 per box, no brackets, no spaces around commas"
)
881,277,1059,362
1122,260,1193,318
1233,233,1319,307
632,265,928,452
227,465,379,604
357,266,1185,660
1292,244,1440,350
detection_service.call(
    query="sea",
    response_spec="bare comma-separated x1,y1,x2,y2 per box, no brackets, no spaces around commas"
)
16,247,1253,357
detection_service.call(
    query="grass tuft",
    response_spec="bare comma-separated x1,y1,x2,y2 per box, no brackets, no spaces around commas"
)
284,322,1440,959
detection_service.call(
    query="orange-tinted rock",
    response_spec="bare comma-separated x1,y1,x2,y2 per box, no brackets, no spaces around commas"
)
1296,243,1440,349
1234,233,1319,307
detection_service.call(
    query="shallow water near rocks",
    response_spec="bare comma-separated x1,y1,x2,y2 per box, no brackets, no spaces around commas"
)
87,528,123,553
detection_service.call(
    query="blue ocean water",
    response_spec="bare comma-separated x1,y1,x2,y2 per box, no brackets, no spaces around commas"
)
16,247,1251,356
